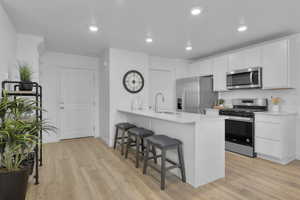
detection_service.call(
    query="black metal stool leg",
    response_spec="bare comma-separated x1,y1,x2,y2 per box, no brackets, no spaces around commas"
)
125,135,132,159
143,142,150,174
161,149,166,190
178,144,186,183
113,127,119,149
135,136,140,168
152,145,157,164
121,130,126,155
141,138,145,157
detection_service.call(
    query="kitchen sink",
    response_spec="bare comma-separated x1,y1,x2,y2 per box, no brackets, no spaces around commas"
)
157,111,179,115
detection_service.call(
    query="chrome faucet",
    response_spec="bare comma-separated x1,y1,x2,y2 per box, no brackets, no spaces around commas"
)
154,92,165,113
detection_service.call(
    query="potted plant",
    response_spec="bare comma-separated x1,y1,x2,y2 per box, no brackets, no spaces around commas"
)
271,97,282,112
18,62,33,91
218,99,225,107
0,93,56,200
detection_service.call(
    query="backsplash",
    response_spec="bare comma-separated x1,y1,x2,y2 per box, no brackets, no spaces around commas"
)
219,89,297,112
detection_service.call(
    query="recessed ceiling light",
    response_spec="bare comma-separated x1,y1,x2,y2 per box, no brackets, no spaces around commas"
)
190,7,202,16
186,45,192,51
237,25,248,32
89,25,99,32
145,37,153,43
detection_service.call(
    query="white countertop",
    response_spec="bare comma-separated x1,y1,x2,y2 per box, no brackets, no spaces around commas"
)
118,107,227,124
254,111,298,116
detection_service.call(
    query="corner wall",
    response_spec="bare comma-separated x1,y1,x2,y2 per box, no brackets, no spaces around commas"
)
0,3,16,81
106,49,189,147
14,34,44,82
99,50,110,144
108,48,149,146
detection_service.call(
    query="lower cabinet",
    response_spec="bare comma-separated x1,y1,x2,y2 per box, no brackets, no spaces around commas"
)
255,113,296,165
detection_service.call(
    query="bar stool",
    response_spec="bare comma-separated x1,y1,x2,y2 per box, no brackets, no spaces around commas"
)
114,123,136,155
143,135,186,190
125,127,156,168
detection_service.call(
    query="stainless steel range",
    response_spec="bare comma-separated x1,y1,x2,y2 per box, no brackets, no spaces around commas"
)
219,98,268,157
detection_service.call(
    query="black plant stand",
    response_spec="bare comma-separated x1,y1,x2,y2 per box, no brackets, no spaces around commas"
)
1,81,43,185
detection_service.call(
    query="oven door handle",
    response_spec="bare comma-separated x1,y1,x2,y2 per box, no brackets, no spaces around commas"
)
250,72,253,84
227,116,254,122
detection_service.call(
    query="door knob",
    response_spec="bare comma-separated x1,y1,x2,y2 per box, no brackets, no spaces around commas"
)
59,102,64,109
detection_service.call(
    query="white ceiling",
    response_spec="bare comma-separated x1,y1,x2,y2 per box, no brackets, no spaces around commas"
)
2,0,300,59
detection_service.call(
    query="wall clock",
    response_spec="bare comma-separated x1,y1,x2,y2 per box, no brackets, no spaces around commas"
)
123,70,144,93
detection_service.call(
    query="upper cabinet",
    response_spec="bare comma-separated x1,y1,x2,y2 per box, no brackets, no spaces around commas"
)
189,59,212,77
212,55,229,92
188,35,299,90
261,40,291,89
228,47,261,71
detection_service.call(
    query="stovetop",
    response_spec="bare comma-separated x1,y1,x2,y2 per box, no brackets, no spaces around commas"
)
219,107,268,118
218,98,268,118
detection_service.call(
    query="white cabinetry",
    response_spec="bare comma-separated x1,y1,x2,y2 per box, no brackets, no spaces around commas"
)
189,59,212,77
212,55,228,91
228,47,261,71
189,35,299,90
261,40,292,89
255,113,296,165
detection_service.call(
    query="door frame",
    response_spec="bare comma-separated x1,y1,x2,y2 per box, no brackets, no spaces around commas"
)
57,66,98,140
149,67,176,110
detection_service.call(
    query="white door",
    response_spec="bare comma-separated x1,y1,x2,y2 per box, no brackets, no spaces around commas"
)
59,68,95,139
149,69,174,111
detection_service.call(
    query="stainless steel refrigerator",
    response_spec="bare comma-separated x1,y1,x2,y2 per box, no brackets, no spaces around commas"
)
176,76,218,114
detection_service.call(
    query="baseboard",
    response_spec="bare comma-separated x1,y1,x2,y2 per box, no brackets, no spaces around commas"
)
257,154,296,165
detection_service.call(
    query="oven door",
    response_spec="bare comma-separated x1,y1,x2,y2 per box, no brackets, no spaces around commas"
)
225,117,254,146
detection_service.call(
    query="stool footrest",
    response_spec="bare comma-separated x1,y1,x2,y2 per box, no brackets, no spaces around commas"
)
165,158,178,166
166,165,179,171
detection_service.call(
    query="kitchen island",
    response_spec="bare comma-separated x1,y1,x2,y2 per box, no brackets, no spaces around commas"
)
118,107,226,188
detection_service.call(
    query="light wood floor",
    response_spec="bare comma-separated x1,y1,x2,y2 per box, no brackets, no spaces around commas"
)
26,137,300,200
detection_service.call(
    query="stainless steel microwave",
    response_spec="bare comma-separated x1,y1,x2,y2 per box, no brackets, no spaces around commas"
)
227,67,262,90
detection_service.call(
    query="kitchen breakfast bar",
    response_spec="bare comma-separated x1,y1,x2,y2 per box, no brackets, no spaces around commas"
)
118,108,226,188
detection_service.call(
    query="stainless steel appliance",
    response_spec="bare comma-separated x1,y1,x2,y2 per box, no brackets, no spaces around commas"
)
227,67,262,90
176,76,218,114
219,98,268,157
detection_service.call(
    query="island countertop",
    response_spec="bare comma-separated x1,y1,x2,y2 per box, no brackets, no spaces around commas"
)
118,107,226,188
118,107,227,124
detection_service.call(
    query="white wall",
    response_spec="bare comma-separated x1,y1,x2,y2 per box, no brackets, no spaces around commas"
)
40,52,100,143
99,50,110,144
105,49,189,147
148,56,188,110
14,34,44,82
108,48,149,146
0,3,16,81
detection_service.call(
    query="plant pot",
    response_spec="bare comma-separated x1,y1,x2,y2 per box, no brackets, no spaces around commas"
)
0,168,29,200
272,105,280,112
19,81,33,91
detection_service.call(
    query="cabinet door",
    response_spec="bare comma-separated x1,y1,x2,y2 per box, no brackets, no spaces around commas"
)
255,137,282,159
189,59,212,77
212,55,228,91
228,47,261,71
228,51,244,71
262,40,289,89
244,47,261,67
198,59,213,76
